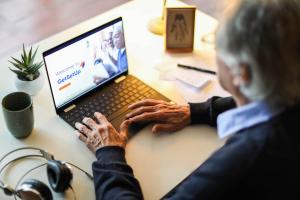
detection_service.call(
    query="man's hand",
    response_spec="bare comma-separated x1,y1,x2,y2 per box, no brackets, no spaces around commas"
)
126,99,191,134
75,112,131,154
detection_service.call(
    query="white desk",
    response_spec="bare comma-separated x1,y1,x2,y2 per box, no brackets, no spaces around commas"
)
0,0,227,199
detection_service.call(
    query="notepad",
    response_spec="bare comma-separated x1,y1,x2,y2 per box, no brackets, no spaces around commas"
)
174,67,212,88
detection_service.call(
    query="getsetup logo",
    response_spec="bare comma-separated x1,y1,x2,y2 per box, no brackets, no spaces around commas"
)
55,61,85,91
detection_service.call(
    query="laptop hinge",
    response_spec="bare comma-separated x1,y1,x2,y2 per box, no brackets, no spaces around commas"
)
114,75,126,83
64,104,76,113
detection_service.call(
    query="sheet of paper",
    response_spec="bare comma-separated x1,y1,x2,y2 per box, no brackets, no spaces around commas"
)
154,55,230,103
155,56,215,89
176,78,230,103
174,67,212,88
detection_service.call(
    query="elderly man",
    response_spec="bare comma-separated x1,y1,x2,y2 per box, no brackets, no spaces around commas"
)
107,23,128,72
75,0,300,199
93,28,120,85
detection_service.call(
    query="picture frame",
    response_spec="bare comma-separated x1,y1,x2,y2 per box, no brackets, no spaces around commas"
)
165,6,196,52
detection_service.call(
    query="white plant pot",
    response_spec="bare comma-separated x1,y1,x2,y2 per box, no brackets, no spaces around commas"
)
14,72,45,96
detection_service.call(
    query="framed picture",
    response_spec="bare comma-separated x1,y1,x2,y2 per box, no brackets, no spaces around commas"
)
165,6,196,52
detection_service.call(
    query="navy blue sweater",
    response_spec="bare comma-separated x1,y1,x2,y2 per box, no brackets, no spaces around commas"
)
92,97,300,199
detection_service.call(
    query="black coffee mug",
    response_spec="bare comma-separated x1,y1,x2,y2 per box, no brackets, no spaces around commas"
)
2,92,34,138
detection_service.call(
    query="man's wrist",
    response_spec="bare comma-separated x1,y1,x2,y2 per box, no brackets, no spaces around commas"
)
95,146,126,163
188,102,208,124
185,104,191,125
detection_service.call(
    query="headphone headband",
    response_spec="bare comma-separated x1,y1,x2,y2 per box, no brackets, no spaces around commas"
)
0,147,93,183
0,147,54,164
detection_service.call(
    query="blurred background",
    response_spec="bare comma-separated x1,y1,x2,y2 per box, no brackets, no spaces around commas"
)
0,0,236,58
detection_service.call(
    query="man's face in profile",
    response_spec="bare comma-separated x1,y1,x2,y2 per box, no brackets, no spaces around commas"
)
113,28,125,49
107,32,114,48
103,31,114,49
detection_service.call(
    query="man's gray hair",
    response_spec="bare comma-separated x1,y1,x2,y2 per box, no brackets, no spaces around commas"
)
216,0,300,106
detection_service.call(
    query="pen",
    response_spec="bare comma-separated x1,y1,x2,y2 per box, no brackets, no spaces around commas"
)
177,64,217,75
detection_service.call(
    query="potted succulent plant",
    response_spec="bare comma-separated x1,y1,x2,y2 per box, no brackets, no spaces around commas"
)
9,44,45,96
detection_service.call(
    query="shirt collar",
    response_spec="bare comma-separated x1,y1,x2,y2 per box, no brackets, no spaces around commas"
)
217,101,284,139
119,48,125,55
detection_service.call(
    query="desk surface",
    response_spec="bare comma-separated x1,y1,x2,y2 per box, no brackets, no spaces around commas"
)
0,0,228,199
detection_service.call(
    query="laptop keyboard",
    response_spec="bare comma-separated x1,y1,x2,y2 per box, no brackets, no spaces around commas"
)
61,76,162,126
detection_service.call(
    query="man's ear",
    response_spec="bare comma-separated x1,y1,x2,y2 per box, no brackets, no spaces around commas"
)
233,64,251,87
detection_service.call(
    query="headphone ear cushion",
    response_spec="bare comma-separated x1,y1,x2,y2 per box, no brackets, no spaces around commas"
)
47,160,73,192
18,179,53,200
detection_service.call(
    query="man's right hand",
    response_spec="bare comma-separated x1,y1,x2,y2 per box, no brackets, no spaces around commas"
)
126,99,191,134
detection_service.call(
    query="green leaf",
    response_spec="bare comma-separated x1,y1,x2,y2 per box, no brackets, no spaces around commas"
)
29,46,38,66
10,56,23,66
21,54,26,65
9,57,27,69
26,61,43,74
9,68,28,79
28,46,33,64
22,44,28,66
9,61,23,70
26,65,38,74
38,60,44,66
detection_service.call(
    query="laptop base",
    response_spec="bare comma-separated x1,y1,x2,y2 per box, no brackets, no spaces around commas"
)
60,74,170,137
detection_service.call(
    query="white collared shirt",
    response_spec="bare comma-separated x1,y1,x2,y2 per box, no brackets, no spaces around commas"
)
217,101,284,139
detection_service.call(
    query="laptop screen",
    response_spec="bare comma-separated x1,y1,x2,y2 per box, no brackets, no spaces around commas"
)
43,18,128,109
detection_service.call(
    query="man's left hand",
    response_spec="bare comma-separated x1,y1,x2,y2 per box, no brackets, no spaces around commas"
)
75,112,131,154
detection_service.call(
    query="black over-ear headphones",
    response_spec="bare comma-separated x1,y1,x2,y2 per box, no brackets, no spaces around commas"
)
0,147,93,200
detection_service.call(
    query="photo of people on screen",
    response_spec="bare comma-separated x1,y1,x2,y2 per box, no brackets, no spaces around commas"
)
93,22,128,85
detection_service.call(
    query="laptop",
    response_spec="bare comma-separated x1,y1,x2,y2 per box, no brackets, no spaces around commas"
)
43,17,170,135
